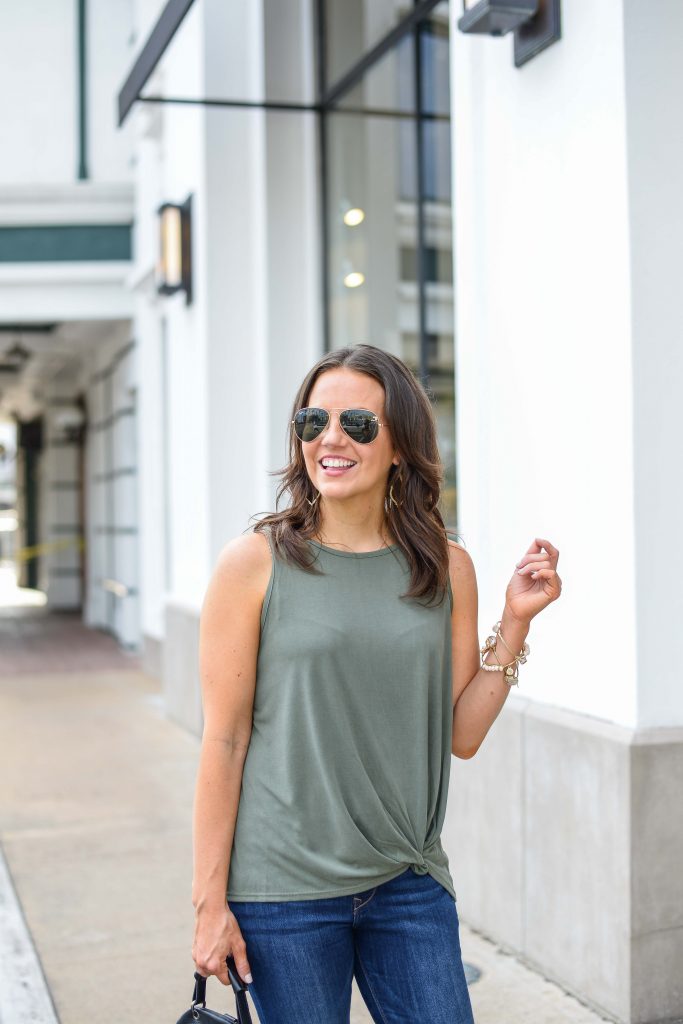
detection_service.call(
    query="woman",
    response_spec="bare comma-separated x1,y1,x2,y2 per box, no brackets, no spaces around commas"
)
191,344,561,1023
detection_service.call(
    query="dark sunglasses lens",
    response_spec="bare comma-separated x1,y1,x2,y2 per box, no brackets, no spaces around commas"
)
340,409,378,444
294,407,329,442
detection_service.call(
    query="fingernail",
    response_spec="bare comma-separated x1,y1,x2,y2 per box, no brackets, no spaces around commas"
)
516,568,524,574
245,973,253,984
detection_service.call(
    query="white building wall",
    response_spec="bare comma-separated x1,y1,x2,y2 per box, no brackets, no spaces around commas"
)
203,0,322,564
39,400,82,608
82,322,139,648
450,0,638,727
446,4,683,1018
622,0,683,729
129,97,168,657
132,0,172,51
88,0,135,182
155,3,210,609
135,292,168,647
85,366,108,627
129,0,214,719
0,1,76,184
0,0,133,186
202,0,269,564
129,0,322,723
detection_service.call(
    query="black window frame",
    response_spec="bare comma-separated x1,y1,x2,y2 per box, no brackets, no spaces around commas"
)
315,0,451,392
116,0,452,397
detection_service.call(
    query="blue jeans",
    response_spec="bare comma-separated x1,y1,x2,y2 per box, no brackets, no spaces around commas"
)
228,866,475,1024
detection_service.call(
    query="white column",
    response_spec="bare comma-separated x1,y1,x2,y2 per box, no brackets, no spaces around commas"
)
450,0,637,728
201,0,321,562
623,0,683,729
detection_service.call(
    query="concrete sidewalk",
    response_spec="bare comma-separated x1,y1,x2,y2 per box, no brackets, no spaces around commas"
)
0,608,612,1023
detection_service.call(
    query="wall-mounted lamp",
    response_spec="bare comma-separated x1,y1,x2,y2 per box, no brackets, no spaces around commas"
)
156,194,193,305
457,0,561,67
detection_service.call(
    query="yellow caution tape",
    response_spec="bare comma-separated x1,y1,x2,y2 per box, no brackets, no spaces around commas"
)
14,537,85,563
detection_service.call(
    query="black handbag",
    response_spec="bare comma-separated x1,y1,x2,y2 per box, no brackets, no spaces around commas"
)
176,956,254,1024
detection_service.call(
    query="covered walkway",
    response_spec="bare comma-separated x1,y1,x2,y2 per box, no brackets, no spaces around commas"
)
0,566,138,675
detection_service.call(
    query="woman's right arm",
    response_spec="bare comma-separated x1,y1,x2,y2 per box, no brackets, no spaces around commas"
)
191,531,271,988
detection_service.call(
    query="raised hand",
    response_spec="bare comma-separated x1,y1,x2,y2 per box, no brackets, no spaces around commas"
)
505,537,562,625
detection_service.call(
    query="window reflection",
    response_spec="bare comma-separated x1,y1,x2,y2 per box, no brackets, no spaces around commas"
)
336,33,415,114
324,0,415,87
327,112,418,354
323,2,457,530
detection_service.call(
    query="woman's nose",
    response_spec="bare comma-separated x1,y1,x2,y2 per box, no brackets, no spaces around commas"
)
323,411,345,442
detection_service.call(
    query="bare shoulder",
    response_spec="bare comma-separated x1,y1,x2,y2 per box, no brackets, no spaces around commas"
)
203,529,273,616
214,529,271,575
199,531,273,742
446,539,477,606
447,538,476,577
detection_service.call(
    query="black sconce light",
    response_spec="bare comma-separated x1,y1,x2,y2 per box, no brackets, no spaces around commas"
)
457,0,561,67
156,194,193,305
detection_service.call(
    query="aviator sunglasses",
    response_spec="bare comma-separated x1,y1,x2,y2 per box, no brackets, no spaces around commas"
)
292,407,385,445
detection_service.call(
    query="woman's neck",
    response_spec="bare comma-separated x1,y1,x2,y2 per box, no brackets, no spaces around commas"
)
312,521,397,553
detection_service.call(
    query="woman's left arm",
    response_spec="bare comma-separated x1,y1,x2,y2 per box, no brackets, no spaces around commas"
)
448,537,562,760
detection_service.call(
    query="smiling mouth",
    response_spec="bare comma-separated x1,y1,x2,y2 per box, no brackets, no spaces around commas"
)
319,459,357,471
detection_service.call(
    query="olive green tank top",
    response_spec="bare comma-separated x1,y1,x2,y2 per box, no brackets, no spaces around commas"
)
226,527,457,903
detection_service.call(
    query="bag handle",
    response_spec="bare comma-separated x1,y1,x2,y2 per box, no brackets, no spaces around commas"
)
192,955,253,1024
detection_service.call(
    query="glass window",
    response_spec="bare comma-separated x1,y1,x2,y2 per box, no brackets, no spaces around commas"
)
400,246,453,283
327,111,419,354
323,0,414,88
321,0,457,530
335,31,415,115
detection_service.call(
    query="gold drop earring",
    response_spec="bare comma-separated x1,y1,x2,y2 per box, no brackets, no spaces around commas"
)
388,471,403,509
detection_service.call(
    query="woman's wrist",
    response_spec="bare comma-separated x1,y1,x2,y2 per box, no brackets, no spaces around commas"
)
500,605,531,637
192,887,229,914
482,608,530,669
498,610,530,658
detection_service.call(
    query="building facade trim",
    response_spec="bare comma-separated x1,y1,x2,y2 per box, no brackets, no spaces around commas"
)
0,225,132,263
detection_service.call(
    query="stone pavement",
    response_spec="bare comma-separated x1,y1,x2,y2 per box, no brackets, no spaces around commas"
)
0,598,612,1024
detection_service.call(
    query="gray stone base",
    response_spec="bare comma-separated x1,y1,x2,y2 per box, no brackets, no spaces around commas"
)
162,602,203,737
444,696,683,1024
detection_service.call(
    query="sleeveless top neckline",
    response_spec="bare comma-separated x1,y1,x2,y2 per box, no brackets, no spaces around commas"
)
307,538,400,558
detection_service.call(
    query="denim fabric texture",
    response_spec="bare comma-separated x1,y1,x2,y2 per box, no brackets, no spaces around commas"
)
229,866,475,1024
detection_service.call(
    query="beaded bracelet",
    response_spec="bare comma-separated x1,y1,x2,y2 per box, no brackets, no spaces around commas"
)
480,620,530,687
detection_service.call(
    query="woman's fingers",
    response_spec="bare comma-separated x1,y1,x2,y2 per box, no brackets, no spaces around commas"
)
192,910,252,989
193,955,230,986
216,957,231,987
530,568,562,593
516,559,551,575
517,539,559,569
230,941,254,986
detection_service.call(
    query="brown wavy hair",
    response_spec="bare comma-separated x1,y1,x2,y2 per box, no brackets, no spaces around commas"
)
248,344,459,607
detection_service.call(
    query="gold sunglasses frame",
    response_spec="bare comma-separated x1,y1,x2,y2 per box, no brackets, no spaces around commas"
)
291,407,386,444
